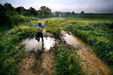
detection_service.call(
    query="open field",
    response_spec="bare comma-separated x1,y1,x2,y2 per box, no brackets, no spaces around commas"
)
0,14,113,75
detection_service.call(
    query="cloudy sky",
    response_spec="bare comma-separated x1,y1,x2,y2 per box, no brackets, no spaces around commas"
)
0,0,113,13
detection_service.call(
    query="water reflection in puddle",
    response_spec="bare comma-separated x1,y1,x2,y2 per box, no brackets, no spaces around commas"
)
63,34,80,45
61,30,86,47
61,30,111,74
22,37,55,51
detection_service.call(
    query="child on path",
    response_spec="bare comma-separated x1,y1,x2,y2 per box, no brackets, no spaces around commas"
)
34,20,48,42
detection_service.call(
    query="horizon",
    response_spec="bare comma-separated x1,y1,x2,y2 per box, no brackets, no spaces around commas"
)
0,0,113,13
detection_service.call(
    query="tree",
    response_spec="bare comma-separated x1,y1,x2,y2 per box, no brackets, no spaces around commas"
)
65,12,71,17
4,3,14,13
81,11,84,14
0,3,16,26
55,11,59,17
0,4,5,13
28,7,38,16
38,6,51,18
16,6,25,14
72,11,75,15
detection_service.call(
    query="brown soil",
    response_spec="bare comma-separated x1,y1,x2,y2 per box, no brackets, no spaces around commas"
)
18,29,111,75
18,29,55,75
18,49,55,75
77,46,111,75
61,30,111,75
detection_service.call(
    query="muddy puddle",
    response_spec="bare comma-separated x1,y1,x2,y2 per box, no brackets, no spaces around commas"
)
61,30,111,75
61,30,86,48
22,37,56,52
19,36,55,75
18,45,55,75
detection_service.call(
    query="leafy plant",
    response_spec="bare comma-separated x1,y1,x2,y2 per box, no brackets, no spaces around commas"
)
54,43,85,75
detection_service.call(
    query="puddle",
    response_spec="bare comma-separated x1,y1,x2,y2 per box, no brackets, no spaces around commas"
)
22,37,55,51
61,30,86,48
61,30,111,75
19,36,55,75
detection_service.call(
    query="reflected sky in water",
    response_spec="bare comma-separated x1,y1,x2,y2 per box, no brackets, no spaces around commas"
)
62,30,86,47
23,37,55,51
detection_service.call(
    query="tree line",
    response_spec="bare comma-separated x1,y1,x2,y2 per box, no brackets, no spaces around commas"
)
0,3,51,18
0,3,85,26
0,3,52,27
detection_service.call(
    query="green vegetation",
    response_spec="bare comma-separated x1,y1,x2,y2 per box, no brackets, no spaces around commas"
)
69,14,113,18
0,16,38,75
0,4,113,74
63,18,113,67
45,18,63,38
0,3,51,18
54,43,85,75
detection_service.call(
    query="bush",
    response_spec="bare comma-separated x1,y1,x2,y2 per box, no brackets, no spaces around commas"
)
54,43,85,75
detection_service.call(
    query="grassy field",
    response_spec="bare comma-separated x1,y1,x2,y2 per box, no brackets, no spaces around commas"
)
0,14,113,75
43,17,113,72
37,17,113,74
63,17,113,66
54,43,85,75
0,15,40,75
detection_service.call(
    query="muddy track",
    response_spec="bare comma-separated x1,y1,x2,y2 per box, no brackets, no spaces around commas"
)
61,30,111,75
18,49,55,75
77,46,110,75
18,29,111,75
18,29,55,75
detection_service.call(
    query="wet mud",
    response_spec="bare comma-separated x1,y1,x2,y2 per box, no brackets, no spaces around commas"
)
18,49,55,75
18,30,56,75
18,29,111,75
61,30,111,75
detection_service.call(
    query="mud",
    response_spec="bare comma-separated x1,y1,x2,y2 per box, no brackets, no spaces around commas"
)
18,30,56,75
18,29,111,75
22,29,56,52
61,30,111,75
18,49,55,75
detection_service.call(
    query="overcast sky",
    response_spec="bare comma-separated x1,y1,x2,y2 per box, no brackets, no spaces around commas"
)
0,0,113,13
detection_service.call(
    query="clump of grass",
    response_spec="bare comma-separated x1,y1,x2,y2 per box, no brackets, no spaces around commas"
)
0,17,39,75
43,18,65,38
46,26,60,38
54,43,85,75
64,19,113,67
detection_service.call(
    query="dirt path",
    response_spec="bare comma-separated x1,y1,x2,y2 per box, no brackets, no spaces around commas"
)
18,49,55,75
18,29,111,75
61,30,111,75
18,29,55,75
77,46,110,75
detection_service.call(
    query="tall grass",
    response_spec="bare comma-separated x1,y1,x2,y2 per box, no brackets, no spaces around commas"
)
0,16,39,75
1,15,113,75
54,43,85,75
64,18,113,67
43,18,64,38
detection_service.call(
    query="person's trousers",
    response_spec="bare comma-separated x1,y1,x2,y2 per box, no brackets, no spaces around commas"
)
36,32,43,42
